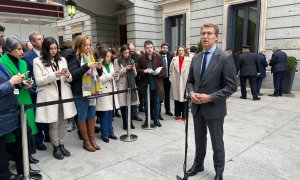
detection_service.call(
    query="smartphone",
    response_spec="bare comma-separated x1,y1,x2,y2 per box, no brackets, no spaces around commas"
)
23,71,30,76
61,68,68,72
98,58,104,63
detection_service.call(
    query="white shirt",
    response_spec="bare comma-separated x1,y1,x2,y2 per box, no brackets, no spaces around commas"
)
33,47,41,57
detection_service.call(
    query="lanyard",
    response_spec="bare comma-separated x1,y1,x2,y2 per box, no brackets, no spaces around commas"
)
0,63,12,78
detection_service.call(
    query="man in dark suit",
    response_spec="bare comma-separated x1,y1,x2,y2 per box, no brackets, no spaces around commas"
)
269,47,288,97
23,31,49,152
256,49,268,96
238,45,261,100
186,24,237,180
159,42,173,117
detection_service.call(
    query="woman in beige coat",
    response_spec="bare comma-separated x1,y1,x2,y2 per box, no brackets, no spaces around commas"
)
114,44,139,130
96,49,119,143
169,46,191,121
33,37,77,160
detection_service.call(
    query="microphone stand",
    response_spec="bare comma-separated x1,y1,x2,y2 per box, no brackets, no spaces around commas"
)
176,92,190,180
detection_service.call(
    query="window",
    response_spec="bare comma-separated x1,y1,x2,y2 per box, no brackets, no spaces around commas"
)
227,2,258,54
58,36,63,46
165,14,186,52
72,33,82,40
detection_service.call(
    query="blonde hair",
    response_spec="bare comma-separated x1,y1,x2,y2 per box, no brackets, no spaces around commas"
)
72,35,91,58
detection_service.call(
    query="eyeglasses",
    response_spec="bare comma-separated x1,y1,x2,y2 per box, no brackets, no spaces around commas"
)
200,32,216,36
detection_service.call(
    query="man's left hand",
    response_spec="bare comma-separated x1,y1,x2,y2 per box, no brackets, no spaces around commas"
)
197,93,212,104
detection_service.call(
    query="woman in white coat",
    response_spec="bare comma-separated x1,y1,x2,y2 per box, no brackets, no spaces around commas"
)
114,44,139,130
169,46,191,121
96,49,119,143
33,37,77,160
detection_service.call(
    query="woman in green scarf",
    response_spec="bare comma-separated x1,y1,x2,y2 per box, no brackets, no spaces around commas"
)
0,36,38,146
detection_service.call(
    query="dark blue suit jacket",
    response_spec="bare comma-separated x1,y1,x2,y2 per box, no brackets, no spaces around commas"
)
22,50,38,78
257,53,268,78
269,49,288,73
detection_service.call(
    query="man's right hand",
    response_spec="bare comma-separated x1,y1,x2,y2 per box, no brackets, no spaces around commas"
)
191,92,202,104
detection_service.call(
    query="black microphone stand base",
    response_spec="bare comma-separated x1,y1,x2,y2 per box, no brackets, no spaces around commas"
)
176,175,188,180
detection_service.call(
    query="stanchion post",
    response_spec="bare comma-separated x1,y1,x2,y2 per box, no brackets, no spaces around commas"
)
142,84,156,130
120,88,138,142
20,105,30,180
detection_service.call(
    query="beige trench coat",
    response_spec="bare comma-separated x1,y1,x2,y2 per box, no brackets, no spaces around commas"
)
169,56,191,102
96,63,120,111
113,58,139,107
33,57,77,123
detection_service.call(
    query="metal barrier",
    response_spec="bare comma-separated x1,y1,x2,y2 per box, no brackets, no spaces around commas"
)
0,87,139,179
141,85,156,130
120,88,138,142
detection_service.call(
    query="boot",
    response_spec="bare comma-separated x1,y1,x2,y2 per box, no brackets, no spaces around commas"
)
53,146,64,160
122,119,128,130
87,119,101,150
77,121,96,152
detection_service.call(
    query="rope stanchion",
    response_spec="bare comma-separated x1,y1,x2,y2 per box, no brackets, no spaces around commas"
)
120,88,138,142
141,85,156,130
20,105,30,180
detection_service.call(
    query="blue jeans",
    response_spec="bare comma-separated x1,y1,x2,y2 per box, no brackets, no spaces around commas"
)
99,111,113,139
144,89,160,121
74,96,96,122
131,105,138,117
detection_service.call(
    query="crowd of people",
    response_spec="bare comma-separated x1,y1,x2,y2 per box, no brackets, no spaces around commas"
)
0,23,289,180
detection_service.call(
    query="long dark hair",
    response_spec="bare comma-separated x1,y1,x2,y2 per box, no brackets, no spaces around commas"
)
41,37,61,67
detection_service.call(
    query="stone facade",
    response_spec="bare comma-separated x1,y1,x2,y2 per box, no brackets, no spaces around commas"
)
56,0,300,90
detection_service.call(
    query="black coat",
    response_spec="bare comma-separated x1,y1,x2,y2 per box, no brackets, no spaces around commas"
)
65,49,103,96
257,53,268,78
238,52,260,76
269,49,288,73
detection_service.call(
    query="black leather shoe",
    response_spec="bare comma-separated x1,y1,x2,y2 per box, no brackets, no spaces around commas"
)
59,144,71,157
30,167,41,175
240,96,247,99
29,155,39,164
253,97,261,101
186,163,204,176
10,174,24,180
102,138,109,143
36,143,47,151
109,135,118,140
159,116,164,120
269,94,278,97
30,173,43,180
53,146,64,160
258,93,263,96
214,174,223,180
165,111,173,116
154,120,162,127
95,126,100,133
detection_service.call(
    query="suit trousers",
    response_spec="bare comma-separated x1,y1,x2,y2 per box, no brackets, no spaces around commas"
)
240,75,258,98
273,71,284,96
256,77,264,93
0,136,11,180
193,108,225,174
163,78,171,112
49,104,68,146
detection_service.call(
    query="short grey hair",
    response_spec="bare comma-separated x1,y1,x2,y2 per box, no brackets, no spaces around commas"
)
6,35,24,51
29,31,42,43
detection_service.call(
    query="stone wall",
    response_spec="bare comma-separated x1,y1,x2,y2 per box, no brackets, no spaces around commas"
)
126,0,162,51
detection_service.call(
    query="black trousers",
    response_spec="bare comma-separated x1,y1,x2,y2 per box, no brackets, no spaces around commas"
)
6,125,32,174
163,78,171,113
193,109,225,174
174,100,188,118
0,136,11,180
240,75,258,98
273,71,284,96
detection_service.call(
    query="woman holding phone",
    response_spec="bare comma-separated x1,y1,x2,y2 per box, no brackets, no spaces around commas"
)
96,49,119,143
33,37,77,160
66,35,102,152
114,44,139,130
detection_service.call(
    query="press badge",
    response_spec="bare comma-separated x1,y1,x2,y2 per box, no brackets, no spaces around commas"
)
14,88,19,95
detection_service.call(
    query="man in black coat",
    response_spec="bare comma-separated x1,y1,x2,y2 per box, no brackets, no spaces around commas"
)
159,43,173,116
238,45,260,100
256,49,268,96
269,47,288,97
